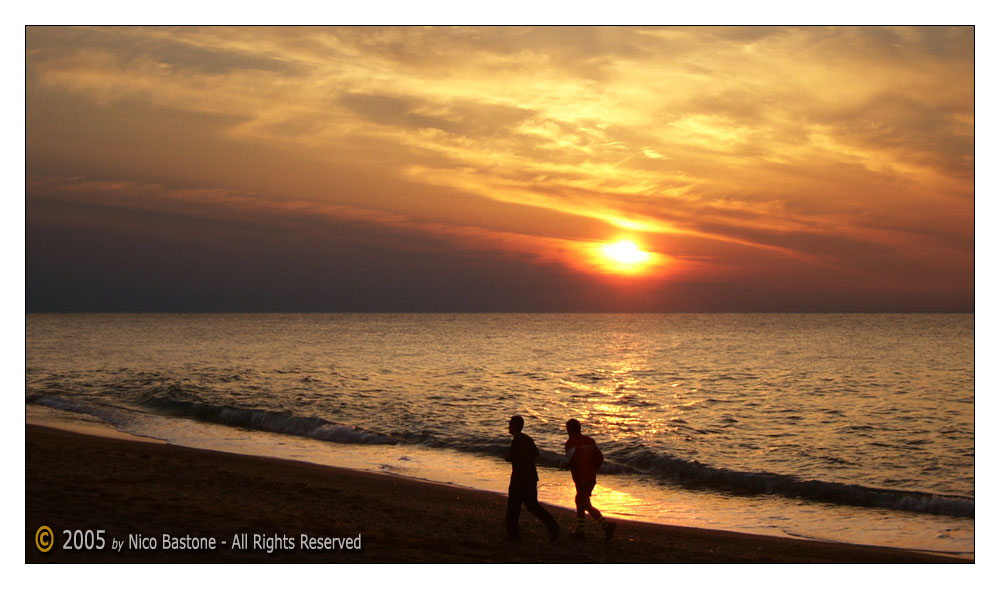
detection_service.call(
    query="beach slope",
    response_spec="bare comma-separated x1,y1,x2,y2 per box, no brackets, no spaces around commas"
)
25,425,969,563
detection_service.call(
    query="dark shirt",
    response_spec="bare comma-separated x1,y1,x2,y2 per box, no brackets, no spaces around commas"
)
508,432,540,485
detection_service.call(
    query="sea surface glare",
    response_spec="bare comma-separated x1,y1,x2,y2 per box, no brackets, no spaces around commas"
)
26,313,974,555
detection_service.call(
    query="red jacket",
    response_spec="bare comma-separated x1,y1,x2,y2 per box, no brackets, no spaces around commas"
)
565,434,602,484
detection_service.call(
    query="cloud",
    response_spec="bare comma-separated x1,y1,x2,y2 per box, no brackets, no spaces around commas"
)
337,92,536,138
25,26,974,310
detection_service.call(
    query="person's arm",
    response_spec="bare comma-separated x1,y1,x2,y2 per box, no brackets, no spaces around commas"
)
509,436,526,464
562,445,576,470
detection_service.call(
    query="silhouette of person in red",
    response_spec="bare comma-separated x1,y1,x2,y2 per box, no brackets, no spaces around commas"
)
562,418,616,542
505,415,560,542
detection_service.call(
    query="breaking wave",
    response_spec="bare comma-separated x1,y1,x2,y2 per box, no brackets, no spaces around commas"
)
27,392,973,519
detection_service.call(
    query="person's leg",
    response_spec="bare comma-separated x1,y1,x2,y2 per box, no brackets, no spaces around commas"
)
578,481,618,542
506,486,523,540
586,502,604,521
573,484,590,537
578,481,615,541
522,484,560,541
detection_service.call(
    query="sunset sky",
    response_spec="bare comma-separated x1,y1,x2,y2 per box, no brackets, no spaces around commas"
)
25,26,974,311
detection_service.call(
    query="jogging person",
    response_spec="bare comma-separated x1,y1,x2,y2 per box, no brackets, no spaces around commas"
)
562,418,616,542
505,415,560,542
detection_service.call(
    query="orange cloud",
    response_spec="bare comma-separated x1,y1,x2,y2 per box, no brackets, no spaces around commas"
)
26,26,973,305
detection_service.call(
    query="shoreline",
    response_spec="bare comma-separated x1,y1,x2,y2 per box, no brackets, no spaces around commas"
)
25,424,971,563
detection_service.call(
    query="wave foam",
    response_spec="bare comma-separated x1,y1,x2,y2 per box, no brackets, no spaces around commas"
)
26,392,974,518
615,448,974,518
135,395,396,445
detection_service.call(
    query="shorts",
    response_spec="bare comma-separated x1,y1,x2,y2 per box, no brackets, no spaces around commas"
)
575,480,596,501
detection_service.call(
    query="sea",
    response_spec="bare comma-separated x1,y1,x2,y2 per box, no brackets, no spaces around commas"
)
25,313,975,556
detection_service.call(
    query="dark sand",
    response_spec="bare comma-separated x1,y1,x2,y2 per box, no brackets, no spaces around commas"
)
25,424,970,563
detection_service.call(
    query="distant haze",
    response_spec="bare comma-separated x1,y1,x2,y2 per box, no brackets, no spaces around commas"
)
26,26,974,312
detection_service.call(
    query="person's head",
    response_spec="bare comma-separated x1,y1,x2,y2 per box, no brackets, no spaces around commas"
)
508,415,524,435
566,418,581,435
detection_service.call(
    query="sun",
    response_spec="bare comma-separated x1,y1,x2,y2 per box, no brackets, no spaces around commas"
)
596,240,655,274
602,240,648,264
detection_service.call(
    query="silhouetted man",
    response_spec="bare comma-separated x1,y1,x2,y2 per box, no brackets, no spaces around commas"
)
505,415,560,542
562,418,616,542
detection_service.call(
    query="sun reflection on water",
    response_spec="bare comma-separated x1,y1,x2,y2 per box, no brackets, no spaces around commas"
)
552,324,671,442
543,479,654,521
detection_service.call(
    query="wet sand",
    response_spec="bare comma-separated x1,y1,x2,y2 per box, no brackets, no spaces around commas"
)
25,424,970,563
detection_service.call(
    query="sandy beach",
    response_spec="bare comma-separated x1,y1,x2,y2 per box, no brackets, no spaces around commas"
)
25,424,970,564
